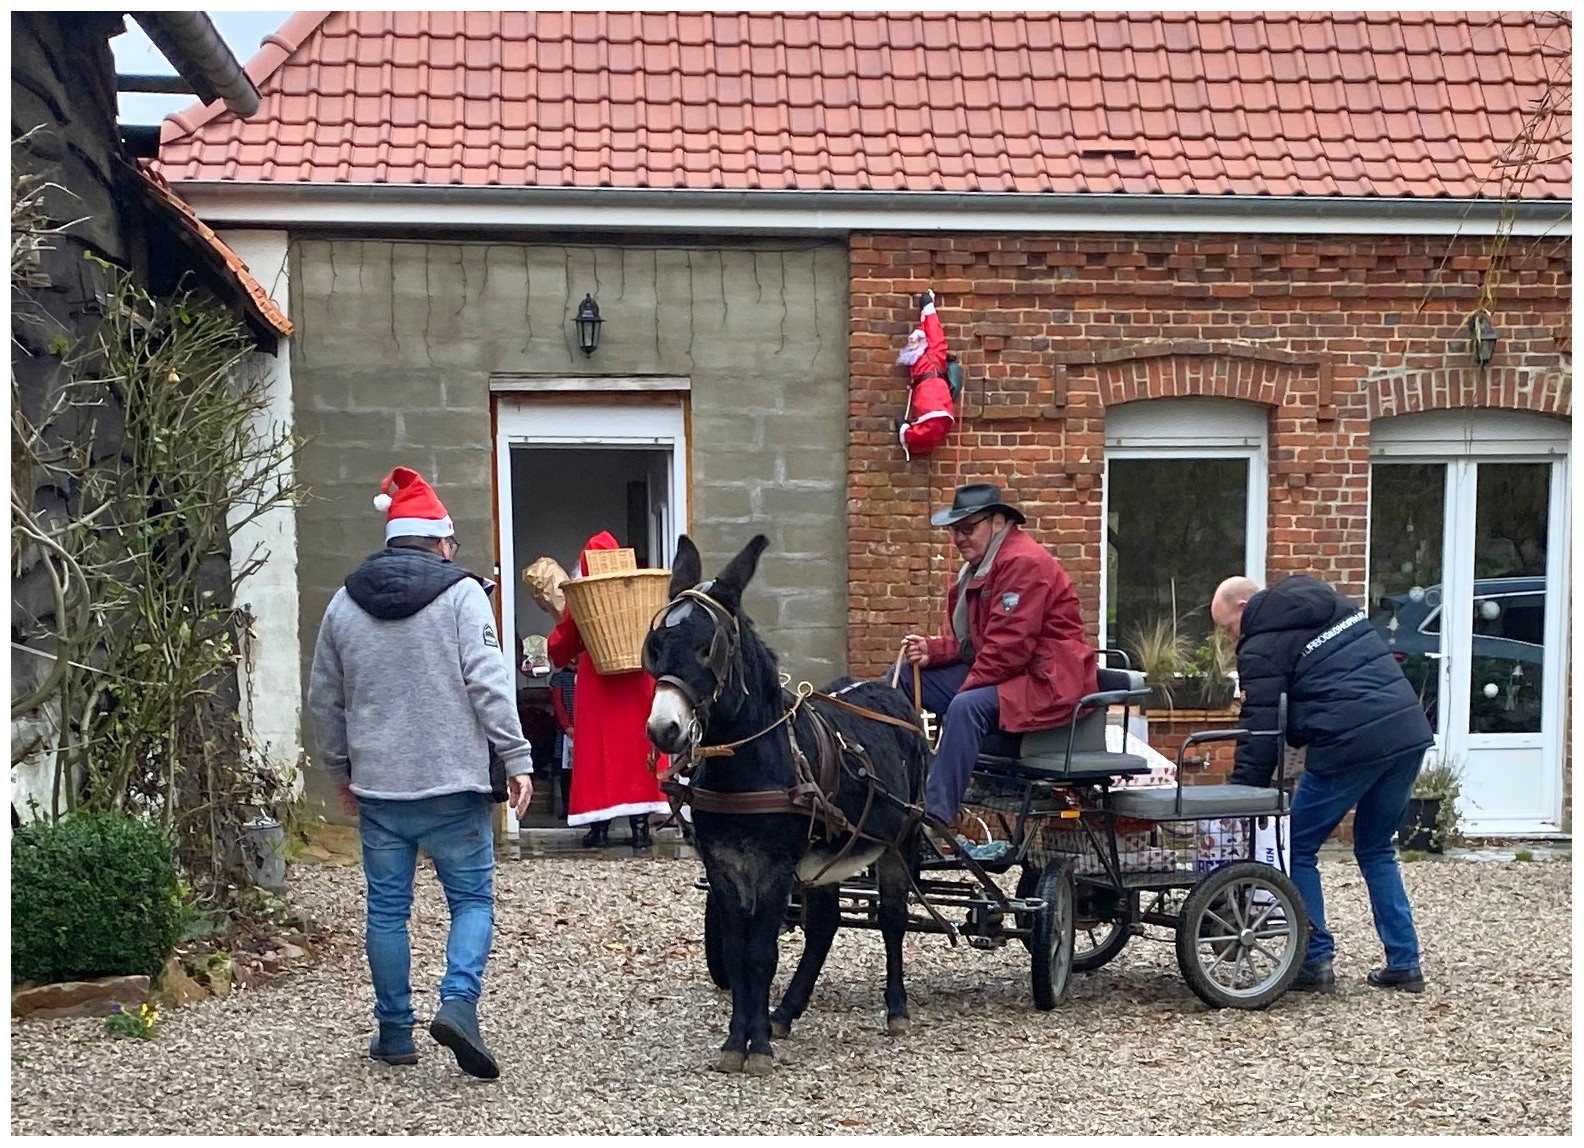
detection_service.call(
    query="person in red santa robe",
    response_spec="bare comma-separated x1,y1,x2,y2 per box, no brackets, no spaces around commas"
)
896,288,957,459
547,530,670,850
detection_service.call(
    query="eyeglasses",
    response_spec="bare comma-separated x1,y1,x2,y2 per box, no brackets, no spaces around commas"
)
948,515,990,537
447,538,462,557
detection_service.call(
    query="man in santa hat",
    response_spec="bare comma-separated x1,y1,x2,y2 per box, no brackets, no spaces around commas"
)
308,466,532,1080
896,288,957,459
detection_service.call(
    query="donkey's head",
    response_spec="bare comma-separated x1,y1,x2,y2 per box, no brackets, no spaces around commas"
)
644,533,773,754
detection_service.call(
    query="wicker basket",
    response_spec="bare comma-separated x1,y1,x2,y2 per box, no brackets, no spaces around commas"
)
581,547,637,576
562,568,672,674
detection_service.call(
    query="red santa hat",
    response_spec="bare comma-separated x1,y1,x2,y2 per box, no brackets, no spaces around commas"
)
373,466,454,541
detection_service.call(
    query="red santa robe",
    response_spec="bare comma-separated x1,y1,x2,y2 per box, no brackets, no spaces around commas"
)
547,531,670,826
897,290,956,458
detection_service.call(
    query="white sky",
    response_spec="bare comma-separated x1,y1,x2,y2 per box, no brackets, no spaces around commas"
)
111,12,292,125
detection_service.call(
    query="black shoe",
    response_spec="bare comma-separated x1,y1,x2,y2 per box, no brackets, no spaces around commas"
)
368,1023,418,1066
1367,965,1425,993
580,822,609,848
429,998,500,1080
1290,961,1337,994
629,815,652,852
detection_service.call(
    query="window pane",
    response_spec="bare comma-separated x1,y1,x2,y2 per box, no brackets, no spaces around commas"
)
1367,463,1445,729
1107,457,1248,662
1468,463,1549,735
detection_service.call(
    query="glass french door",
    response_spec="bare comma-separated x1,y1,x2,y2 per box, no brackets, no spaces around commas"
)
1368,456,1568,834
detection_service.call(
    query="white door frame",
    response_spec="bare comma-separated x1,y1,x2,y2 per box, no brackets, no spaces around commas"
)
491,398,688,836
1369,411,1570,835
493,399,689,695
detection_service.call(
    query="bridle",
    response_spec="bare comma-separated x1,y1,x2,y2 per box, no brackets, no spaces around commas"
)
642,580,968,937
642,582,747,746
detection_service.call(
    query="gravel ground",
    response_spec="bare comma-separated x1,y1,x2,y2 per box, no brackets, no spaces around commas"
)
11,853,1570,1135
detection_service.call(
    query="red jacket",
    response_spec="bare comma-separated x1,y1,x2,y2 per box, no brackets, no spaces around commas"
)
923,526,1098,732
899,301,956,457
547,531,669,825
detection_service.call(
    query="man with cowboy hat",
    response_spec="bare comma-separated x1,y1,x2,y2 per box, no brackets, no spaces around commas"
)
903,482,1098,854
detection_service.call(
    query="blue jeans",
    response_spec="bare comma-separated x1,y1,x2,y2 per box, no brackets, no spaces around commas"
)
359,790,495,1029
1289,747,1426,971
919,664,1001,824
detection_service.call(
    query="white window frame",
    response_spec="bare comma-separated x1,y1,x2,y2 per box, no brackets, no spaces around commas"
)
1100,399,1269,652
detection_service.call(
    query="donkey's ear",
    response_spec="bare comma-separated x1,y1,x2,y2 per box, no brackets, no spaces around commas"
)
712,534,769,610
668,535,702,598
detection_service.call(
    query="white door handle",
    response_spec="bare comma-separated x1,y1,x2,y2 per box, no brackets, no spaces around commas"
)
1424,651,1448,661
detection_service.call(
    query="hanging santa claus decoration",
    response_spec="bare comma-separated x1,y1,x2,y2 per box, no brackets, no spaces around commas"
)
895,289,959,459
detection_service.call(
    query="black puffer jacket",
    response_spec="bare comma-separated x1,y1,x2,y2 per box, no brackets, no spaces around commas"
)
1232,574,1433,787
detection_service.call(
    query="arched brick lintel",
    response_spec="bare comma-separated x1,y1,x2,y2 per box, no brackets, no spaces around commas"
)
1365,365,1572,421
1078,341,1330,415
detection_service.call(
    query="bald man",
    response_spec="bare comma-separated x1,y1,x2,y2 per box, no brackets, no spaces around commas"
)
1211,573,1432,995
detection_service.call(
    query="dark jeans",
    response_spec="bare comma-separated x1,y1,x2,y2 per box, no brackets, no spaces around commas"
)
1290,747,1426,971
918,663,1002,824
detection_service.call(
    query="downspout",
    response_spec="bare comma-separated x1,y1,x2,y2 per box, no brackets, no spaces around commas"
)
132,11,261,118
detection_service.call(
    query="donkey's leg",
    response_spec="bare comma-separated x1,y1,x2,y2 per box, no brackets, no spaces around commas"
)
742,867,796,1076
711,877,751,1073
876,851,913,1036
771,883,839,1039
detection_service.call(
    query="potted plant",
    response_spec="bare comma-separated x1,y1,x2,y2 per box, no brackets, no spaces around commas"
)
1398,755,1463,854
1191,631,1238,710
1128,614,1190,712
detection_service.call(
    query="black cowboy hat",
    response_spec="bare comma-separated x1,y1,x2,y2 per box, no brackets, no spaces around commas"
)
929,482,1027,527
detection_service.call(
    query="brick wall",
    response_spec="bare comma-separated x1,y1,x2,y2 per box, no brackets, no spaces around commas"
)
847,232,1570,793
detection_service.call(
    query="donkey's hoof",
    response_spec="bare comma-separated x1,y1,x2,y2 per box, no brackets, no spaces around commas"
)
770,1018,791,1039
714,1050,747,1074
744,1052,775,1077
886,1015,911,1037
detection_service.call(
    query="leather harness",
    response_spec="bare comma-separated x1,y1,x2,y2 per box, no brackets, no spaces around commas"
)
646,588,936,880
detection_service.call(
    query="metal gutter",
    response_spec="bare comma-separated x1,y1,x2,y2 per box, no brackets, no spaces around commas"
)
132,12,261,118
168,182,1570,238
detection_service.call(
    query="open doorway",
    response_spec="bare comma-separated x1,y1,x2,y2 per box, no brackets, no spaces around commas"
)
493,397,688,831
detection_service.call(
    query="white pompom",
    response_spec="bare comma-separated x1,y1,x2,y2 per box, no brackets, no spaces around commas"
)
373,493,392,512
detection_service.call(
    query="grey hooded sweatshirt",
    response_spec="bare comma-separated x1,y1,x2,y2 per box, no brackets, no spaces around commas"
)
308,547,532,801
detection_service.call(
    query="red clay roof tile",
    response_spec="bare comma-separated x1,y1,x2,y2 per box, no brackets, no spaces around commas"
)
133,165,291,337
158,11,1569,200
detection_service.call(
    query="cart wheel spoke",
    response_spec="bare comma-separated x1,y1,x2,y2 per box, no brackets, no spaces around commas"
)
1251,940,1284,965
1204,908,1238,936
1248,901,1281,932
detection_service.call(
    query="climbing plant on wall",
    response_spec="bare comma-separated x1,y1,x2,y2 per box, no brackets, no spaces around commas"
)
11,232,302,897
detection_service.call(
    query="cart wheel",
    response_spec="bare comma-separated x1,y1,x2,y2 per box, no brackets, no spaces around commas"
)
704,889,729,990
1073,888,1135,974
1030,861,1075,1011
1175,861,1309,1010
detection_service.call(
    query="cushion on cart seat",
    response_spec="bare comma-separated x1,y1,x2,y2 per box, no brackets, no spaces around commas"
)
1104,784,1287,819
977,731,1022,762
1016,750,1151,780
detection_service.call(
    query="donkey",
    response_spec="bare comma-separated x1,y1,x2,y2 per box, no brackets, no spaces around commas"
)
644,534,930,1075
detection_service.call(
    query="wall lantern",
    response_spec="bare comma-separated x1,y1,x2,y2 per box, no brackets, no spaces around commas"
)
1468,309,1498,368
573,294,604,356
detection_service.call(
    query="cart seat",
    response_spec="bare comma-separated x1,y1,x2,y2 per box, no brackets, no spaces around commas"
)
1104,784,1287,820
974,668,1152,782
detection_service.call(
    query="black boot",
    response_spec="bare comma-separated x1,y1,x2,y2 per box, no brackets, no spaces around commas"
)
1290,959,1337,994
1367,965,1425,993
629,815,652,852
429,998,499,1080
580,820,609,848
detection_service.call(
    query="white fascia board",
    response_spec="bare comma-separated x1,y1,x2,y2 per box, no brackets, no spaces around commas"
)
171,183,1571,238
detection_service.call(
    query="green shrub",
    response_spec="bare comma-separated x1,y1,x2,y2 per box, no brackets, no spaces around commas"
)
11,812,184,984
